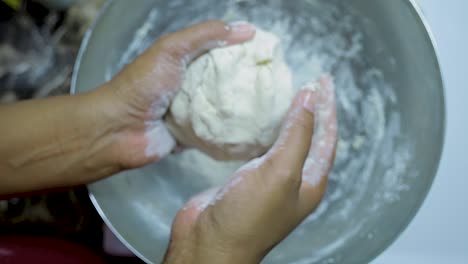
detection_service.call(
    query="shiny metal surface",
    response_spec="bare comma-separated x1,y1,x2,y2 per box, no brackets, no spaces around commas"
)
71,0,444,263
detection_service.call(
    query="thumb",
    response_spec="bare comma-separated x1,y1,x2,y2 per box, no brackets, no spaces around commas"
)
265,89,318,177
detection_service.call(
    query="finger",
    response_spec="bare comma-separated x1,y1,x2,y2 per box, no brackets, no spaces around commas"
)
261,89,317,187
297,75,338,218
183,188,219,213
169,188,219,241
157,20,256,63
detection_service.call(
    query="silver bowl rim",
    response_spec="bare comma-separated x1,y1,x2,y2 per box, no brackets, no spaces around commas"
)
70,0,446,263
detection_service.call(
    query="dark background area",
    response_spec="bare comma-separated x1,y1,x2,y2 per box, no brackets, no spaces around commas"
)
0,0,143,262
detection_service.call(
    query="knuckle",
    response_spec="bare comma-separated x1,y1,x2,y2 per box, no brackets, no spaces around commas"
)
197,20,227,34
263,158,301,188
262,156,276,169
279,169,301,187
157,35,173,50
293,113,314,130
285,112,313,137
157,36,183,59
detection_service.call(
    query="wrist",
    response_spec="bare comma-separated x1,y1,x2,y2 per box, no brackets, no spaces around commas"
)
163,239,262,264
75,86,129,176
85,82,157,170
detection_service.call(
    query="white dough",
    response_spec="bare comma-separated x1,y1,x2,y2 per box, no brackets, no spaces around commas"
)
166,29,294,160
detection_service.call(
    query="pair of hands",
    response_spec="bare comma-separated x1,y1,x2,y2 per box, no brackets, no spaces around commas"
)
99,21,337,263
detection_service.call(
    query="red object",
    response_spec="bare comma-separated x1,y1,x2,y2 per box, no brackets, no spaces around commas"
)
0,236,106,264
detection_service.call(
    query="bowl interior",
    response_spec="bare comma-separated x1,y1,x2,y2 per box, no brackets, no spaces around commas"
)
72,0,444,263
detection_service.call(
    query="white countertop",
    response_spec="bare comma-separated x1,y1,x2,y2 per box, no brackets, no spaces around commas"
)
374,0,468,263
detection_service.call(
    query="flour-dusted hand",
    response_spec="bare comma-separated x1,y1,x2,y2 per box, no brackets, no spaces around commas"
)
98,21,256,169
0,21,256,195
164,76,337,264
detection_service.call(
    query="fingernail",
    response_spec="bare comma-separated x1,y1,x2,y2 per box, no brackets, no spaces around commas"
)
303,81,320,92
227,21,256,33
303,90,316,113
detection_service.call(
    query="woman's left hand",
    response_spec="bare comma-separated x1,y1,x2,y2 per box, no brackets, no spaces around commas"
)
93,21,256,169
0,21,255,195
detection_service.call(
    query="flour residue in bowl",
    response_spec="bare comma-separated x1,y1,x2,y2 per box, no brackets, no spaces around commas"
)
106,0,413,263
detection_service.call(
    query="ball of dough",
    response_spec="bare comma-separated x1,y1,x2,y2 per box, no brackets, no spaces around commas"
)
166,29,295,160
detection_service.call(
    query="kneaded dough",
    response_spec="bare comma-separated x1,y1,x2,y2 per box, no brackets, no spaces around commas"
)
166,28,294,160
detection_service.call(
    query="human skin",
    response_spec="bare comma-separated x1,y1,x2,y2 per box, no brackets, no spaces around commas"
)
164,77,337,264
0,21,337,263
0,21,255,196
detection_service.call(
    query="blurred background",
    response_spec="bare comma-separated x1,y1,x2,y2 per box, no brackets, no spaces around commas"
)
0,0,142,262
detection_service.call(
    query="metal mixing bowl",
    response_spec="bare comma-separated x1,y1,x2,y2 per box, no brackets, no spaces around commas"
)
71,0,444,263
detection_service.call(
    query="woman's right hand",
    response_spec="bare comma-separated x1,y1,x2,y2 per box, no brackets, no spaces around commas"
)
164,76,337,264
